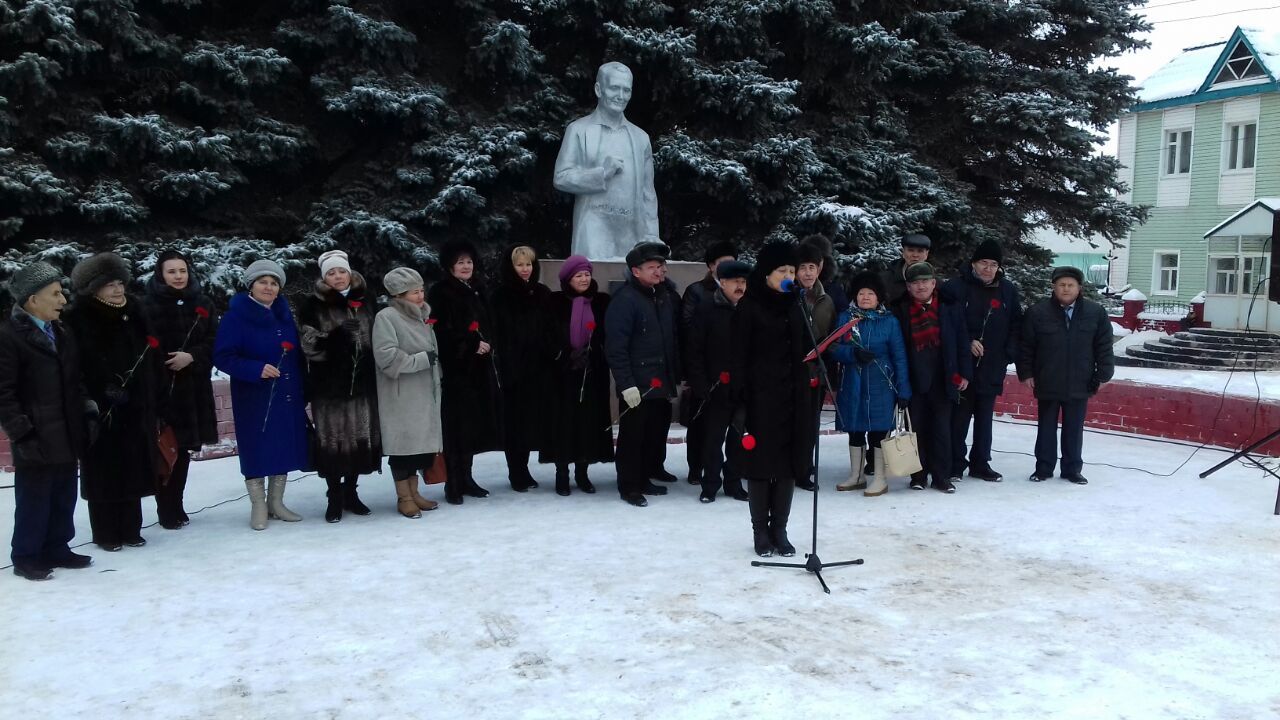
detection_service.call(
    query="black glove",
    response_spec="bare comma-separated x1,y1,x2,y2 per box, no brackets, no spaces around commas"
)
342,318,362,337
569,346,589,370
103,384,129,408
895,397,910,410
1087,379,1100,395
427,351,439,366
854,348,876,366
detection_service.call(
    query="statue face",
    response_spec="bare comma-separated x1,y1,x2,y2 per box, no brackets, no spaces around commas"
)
595,69,633,115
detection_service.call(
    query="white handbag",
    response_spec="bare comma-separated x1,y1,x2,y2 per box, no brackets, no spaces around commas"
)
881,407,923,477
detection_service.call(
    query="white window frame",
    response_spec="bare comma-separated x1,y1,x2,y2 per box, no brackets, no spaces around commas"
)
1153,250,1181,296
1222,121,1257,173
1208,254,1238,296
1163,128,1193,177
1241,255,1267,297
1206,253,1269,297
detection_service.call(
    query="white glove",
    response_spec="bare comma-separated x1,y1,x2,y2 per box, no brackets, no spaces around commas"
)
622,386,642,409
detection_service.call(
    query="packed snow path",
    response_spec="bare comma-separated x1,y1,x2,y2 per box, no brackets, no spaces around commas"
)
2,423,1277,719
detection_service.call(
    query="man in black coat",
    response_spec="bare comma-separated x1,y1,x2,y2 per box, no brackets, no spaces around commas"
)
890,262,973,494
939,239,1022,482
605,241,682,507
686,259,751,503
880,233,932,306
679,240,737,487
0,263,97,580
1018,267,1115,485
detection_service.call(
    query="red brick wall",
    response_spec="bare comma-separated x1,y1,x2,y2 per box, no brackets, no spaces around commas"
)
993,376,1280,456
2,377,1276,472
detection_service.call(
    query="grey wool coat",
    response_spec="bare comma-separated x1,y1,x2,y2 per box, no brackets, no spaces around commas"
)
372,299,443,456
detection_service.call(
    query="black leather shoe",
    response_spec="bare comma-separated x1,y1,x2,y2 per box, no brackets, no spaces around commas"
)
622,493,648,507
96,542,122,552
1063,473,1089,485
1028,473,1050,482
46,552,92,569
640,482,668,496
13,563,52,581
931,478,956,494
464,483,490,498
651,469,679,483
446,495,464,505
795,478,816,492
124,537,147,548
909,476,926,490
969,466,1003,482
699,494,715,503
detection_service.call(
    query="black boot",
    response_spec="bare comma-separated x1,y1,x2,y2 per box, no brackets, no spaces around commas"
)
343,476,371,515
555,465,571,496
324,477,343,523
725,478,749,501
747,479,774,557
460,454,489,498
769,478,797,557
575,463,596,493
506,450,534,491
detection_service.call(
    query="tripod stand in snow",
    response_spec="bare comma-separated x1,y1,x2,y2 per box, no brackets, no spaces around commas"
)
1200,426,1280,515
752,280,863,593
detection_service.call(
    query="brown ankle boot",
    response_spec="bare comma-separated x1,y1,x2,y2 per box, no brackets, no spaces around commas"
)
394,479,421,518
408,474,438,511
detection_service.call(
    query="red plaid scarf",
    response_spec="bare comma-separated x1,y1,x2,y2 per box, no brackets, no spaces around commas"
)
909,294,941,352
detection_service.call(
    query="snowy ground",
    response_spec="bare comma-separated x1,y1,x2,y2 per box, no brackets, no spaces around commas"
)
2,421,1278,719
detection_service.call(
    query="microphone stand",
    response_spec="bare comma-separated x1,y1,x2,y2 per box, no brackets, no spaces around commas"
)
752,283,863,593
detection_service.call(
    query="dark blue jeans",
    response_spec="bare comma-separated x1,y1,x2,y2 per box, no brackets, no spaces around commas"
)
1035,398,1088,477
11,463,79,566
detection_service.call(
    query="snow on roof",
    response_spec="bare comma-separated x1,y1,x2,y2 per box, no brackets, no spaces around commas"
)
1134,27,1280,105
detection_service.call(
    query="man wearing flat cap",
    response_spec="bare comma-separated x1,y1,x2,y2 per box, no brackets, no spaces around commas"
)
605,241,682,506
881,233,933,306
0,263,97,580
1017,266,1114,485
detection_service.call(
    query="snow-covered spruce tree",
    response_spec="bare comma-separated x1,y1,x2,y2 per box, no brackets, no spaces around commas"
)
1,0,1148,307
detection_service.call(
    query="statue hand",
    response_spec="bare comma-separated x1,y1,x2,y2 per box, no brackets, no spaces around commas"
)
604,156,624,177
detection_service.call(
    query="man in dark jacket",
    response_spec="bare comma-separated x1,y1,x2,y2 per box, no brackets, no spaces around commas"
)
679,241,737,486
890,262,973,494
687,259,751,503
880,233,932,306
606,241,682,507
939,239,1022,482
0,262,97,580
1018,267,1115,485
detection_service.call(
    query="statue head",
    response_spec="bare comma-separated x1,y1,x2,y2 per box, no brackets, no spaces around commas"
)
594,62,633,117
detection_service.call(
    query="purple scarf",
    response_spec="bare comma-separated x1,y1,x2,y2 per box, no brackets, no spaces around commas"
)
569,296,594,350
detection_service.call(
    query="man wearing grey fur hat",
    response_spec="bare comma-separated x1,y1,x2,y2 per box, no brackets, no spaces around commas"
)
1,263,97,580
1017,266,1114,485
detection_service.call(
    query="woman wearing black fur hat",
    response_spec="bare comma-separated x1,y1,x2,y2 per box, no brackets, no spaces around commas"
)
141,250,220,529
730,241,820,558
64,252,162,551
428,239,503,504
490,244,554,492
297,249,383,523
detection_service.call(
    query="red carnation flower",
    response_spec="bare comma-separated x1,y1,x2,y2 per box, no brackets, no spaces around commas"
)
952,373,964,386
719,371,731,385
146,336,161,349
348,300,363,309
586,321,597,331
741,434,757,451
649,377,663,389
990,299,1001,309
194,306,210,318
426,318,438,325
809,377,819,388
468,321,480,332
281,341,295,351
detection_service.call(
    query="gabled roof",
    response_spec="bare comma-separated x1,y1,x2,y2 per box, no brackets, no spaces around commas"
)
1132,27,1279,112
1204,197,1280,239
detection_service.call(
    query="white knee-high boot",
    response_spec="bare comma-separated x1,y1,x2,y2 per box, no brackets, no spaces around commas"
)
837,446,866,491
267,475,302,521
864,449,889,497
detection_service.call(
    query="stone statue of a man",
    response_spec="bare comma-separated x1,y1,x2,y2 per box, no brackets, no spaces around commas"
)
553,62,660,260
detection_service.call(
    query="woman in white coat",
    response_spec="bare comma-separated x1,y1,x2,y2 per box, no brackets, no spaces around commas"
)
372,267,443,518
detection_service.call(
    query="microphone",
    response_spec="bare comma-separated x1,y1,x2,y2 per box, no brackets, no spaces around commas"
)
780,278,802,294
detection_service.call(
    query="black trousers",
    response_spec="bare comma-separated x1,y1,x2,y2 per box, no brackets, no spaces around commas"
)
614,398,671,496
155,450,192,522
389,453,437,482
88,498,143,545
11,463,79,565
685,392,707,481
951,391,997,475
909,386,953,483
1035,398,1088,477
700,400,741,496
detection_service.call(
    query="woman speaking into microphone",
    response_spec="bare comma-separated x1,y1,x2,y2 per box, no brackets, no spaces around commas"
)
730,241,821,558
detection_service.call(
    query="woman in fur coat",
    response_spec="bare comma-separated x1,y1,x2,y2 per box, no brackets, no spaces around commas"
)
141,250,219,529
297,250,383,523
63,252,161,551
428,239,503,505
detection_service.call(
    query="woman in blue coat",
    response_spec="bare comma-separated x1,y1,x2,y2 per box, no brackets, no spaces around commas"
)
213,260,309,530
832,272,911,497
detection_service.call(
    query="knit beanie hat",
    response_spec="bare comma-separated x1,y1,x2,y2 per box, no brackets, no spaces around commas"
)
558,255,593,285
70,252,131,296
971,239,1003,265
319,249,351,277
8,262,63,307
383,267,424,296
242,259,286,287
